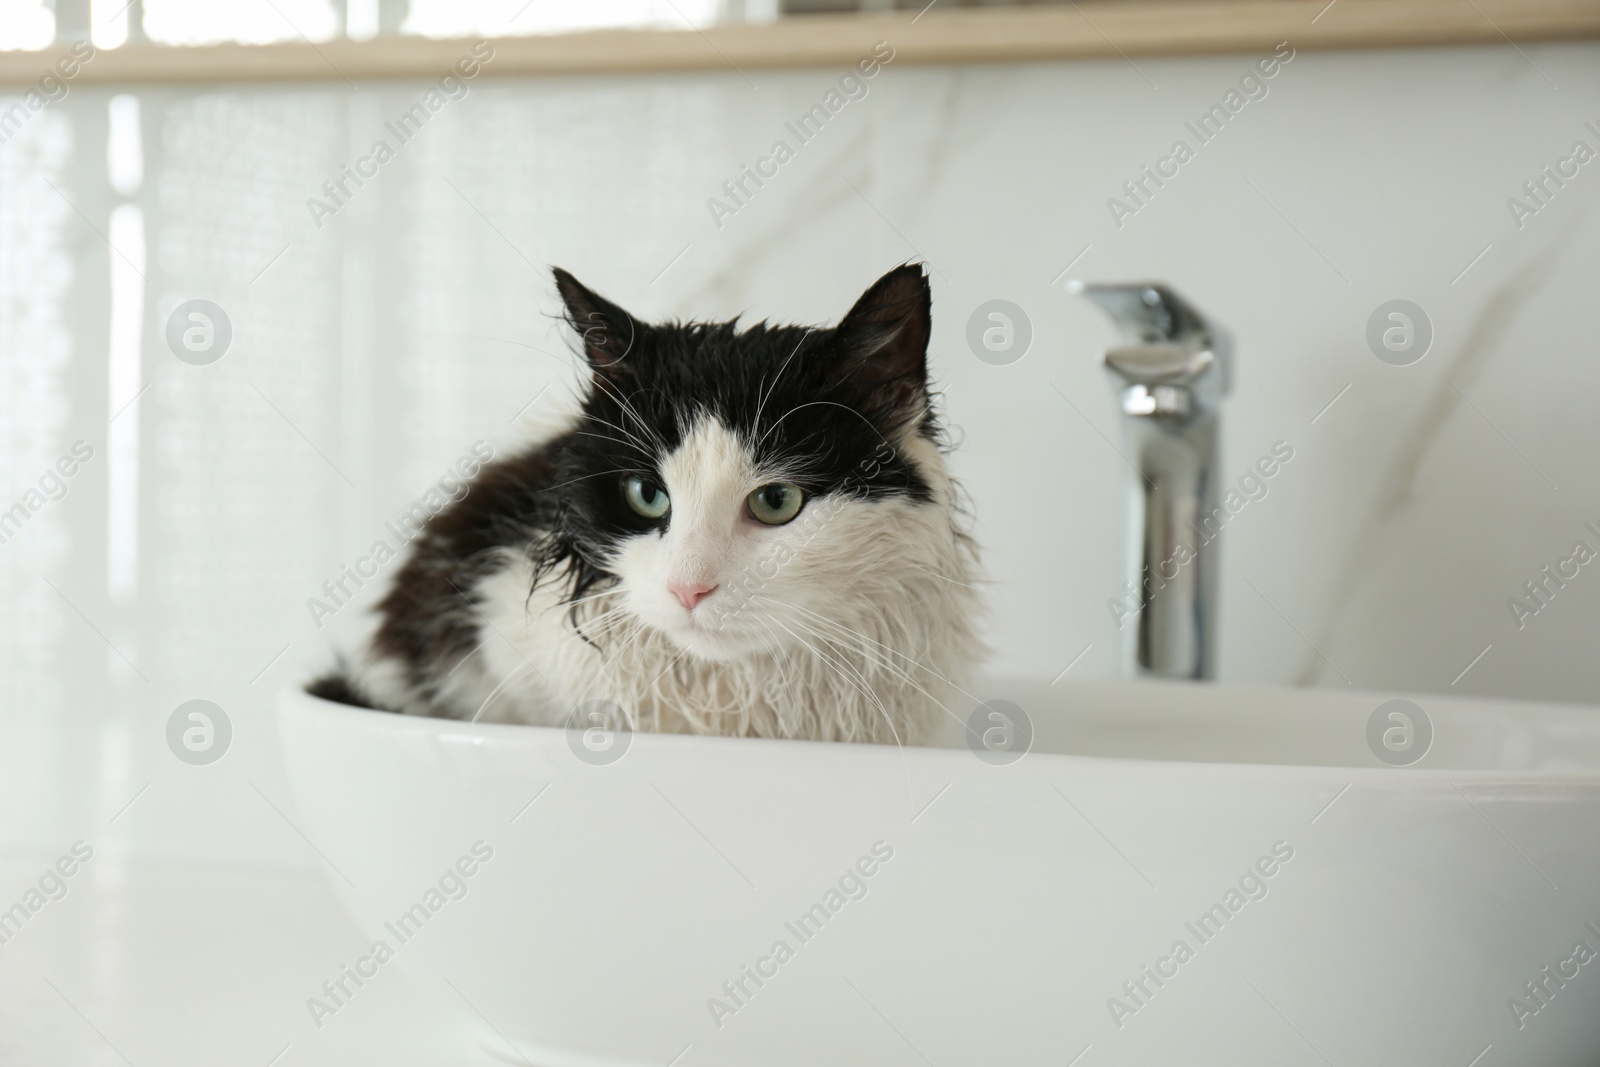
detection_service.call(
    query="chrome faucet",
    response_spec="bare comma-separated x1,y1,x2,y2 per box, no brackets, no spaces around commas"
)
1071,282,1232,680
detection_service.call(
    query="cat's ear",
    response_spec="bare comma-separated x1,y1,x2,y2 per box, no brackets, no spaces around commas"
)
553,267,639,378
832,264,932,426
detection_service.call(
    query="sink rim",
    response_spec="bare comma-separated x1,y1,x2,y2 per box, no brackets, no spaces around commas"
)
277,677,1600,781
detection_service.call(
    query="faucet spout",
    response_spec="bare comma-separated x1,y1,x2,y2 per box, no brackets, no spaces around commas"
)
1072,282,1232,680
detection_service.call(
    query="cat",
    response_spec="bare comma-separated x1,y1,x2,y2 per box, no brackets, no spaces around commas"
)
309,264,984,746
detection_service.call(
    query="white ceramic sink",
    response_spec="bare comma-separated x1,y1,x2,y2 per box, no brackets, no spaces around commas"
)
278,678,1600,1066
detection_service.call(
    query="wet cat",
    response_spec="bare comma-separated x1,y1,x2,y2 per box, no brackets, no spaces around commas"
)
310,264,983,745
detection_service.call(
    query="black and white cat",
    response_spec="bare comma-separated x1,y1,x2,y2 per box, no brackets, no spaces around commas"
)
310,264,983,745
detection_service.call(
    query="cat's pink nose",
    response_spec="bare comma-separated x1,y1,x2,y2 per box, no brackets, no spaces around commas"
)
669,579,717,612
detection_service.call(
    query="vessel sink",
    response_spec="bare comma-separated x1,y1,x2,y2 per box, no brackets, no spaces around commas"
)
277,678,1600,1066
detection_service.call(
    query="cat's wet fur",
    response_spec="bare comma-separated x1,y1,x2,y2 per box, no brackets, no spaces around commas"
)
309,264,983,745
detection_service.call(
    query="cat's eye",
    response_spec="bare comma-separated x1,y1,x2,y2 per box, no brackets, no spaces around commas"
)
747,482,804,525
623,476,670,519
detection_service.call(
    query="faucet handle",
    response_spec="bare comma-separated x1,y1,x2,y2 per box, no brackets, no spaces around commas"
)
1069,281,1232,395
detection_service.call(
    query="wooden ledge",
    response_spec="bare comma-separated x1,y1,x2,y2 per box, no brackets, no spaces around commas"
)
0,0,1595,85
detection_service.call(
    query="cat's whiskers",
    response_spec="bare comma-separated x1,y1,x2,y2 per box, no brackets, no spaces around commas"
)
469,659,538,723
905,560,980,589
758,610,904,747
577,387,663,444
749,616,806,709
537,466,647,494
758,592,932,675
751,327,814,436
754,595,975,728
752,610,919,802
587,374,668,454
769,608,955,718
756,399,895,454
765,604,907,697
563,586,625,611
574,606,632,643
440,635,492,682
569,429,654,462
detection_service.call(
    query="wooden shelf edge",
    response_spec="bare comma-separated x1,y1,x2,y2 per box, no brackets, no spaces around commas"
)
0,0,1594,85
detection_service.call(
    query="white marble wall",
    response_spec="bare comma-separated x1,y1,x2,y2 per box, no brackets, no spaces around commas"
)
2,39,1598,863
